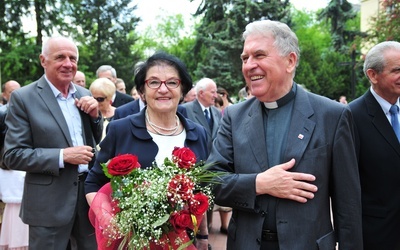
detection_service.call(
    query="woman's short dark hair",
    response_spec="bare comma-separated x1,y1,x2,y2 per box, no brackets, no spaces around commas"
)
134,52,192,96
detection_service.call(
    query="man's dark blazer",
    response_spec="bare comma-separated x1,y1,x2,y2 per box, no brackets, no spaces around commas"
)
2,76,102,228
207,84,362,249
85,108,207,193
114,98,187,120
0,105,8,168
0,105,7,148
182,99,221,153
349,89,400,250
112,91,134,108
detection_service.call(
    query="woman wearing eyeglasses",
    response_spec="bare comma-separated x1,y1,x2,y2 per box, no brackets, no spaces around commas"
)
89,78,116,146
85,52,209,250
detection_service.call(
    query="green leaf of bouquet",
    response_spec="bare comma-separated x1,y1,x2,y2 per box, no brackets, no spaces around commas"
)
177,240,194,250
152,213,170,228
101,162,113,178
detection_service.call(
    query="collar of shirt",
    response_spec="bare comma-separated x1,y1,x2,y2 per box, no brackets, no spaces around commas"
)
370,86,400,121
199,102,209,113
264,83,296,110
44,75,77,99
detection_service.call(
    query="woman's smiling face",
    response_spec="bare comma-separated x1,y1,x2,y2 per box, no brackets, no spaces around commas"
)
143,64,182,114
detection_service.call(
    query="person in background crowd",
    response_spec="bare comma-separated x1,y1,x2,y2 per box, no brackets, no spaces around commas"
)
73,70,86,88
246,85,253,99
96,65,134,107
349,41,400,250
237,87,247,102
3,36,102,249
0,80,28,250
183,87,197,103
214,94,224,111
182,78,221,153
207,20,362,250
338,95,347,104
217,87,234,113
85,52,209,250
89,78,116,146
115,78,127,94
130,87,140,100
1,81,20,105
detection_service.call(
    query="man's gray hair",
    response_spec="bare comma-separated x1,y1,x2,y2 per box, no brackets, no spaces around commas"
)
243,20,300,67
363,41,400,80
96,65,117,78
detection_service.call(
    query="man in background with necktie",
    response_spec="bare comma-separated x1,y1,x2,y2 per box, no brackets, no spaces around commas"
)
183,78,221,153
349,41,400,249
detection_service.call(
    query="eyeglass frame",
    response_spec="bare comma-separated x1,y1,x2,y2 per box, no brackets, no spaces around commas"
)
94,97,107,102
144,79,181,89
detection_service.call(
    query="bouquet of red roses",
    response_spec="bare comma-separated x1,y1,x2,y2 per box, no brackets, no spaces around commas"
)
89,147,217,250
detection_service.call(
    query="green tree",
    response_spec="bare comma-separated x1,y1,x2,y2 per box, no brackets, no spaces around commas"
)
365,0,400,42
191,0,292,96
0,0,72,84
67,0,141,87
318,0,357,52
131,14,198,90
0,0,142,89
292,7,363,100
292,9,330,94
316,1,364,100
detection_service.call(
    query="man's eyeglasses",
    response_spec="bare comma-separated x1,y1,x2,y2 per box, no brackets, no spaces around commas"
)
94,97,107,102
145,79,181,89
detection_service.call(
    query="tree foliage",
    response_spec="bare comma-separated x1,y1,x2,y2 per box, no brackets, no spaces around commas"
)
310,0,366,100
191,0,292,96
318,0,357,52
61,0,141,86
0,0,141,88
364,0,400,43
132,14,198,79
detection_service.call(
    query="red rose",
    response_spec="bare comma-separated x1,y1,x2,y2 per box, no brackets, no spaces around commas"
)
167,174,194,203
107,154,141,176
172,147,196,170
169,210,193,232
189,193,209,216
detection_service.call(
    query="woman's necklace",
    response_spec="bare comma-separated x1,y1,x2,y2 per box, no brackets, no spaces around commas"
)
145,109,180,136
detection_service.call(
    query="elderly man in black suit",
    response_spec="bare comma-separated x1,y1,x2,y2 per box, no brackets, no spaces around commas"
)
182,78,221,153
349,41,400,250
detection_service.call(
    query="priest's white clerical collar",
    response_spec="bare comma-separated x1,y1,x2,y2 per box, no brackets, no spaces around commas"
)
264,102,279,109
263,84,296,110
